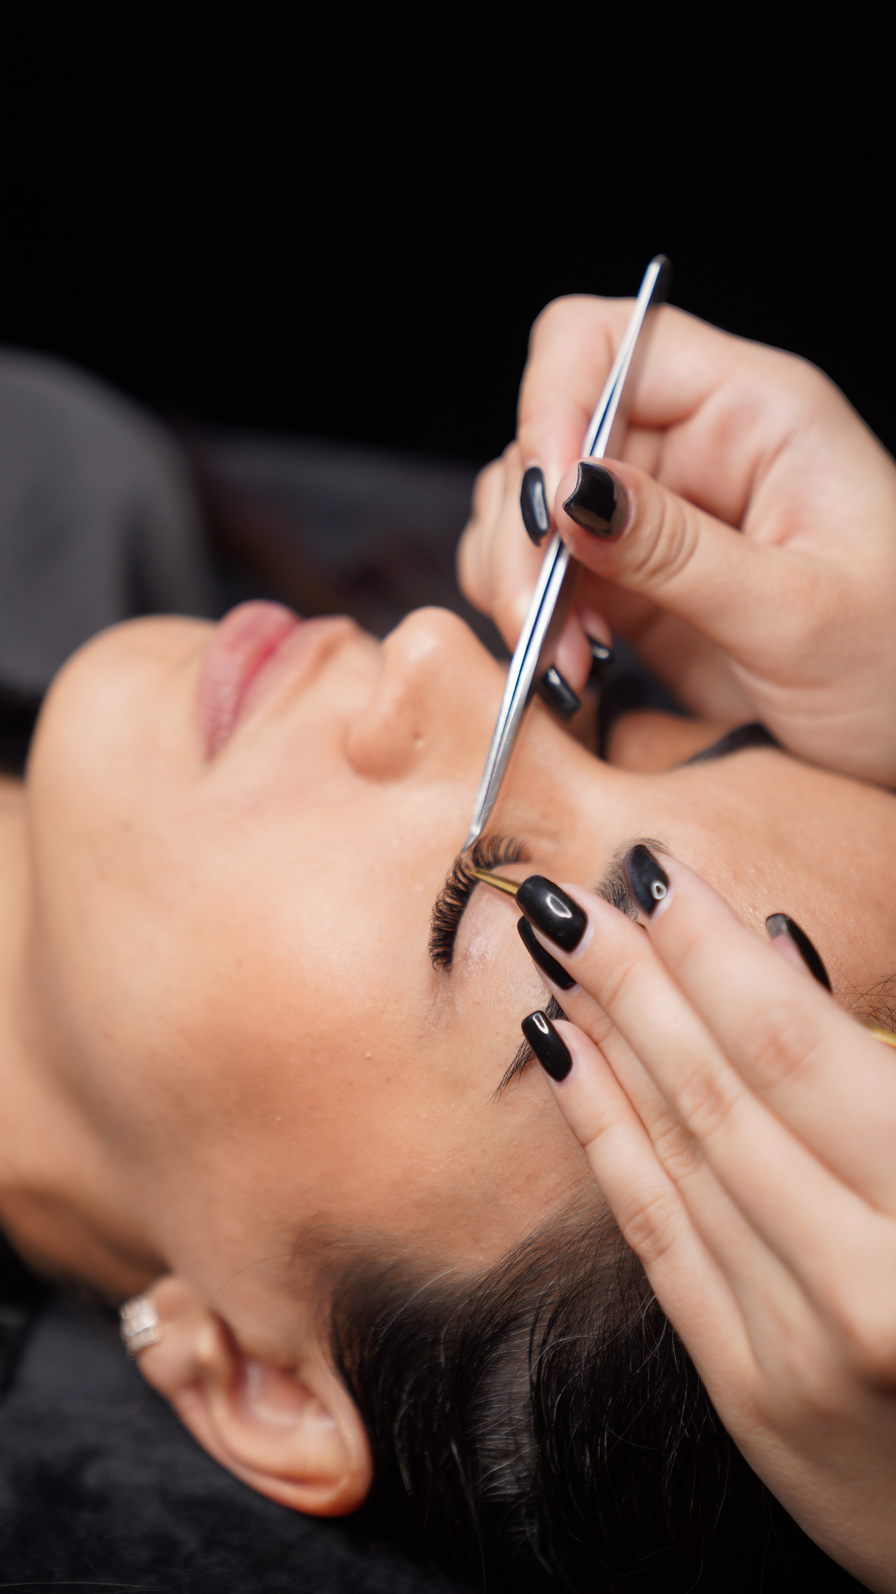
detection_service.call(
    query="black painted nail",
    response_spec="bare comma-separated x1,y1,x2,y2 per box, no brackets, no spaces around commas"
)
516,875,588,952
562,462,629,538
537,665,581,722
522,1009,572,1081
517,916,576,991
623,844,670,917
521,465,551,545
766,914,831,991
587,636,615,686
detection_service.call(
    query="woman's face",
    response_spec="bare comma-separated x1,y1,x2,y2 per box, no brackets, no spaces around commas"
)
22,603,896,1351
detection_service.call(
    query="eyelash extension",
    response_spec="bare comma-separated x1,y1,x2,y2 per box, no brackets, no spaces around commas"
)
429,834,527,970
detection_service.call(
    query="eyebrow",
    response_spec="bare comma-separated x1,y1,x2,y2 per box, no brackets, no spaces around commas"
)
677,720,780,767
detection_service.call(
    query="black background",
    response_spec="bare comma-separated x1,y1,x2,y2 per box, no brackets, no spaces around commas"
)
1,30,890,468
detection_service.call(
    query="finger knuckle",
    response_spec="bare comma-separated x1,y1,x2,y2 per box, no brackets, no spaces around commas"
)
742,344,837,420
650,1109,701,1183
589,944,647,1017
738,1002,822,1096
579,1003,617,1053
528,294,598,353
618,1186,683,1269
766,1345,845,1423
626,491,699,592
491,569,530,638
833,1284,896,1388
470,455,503,510
674,1060,740,1143
781,350,838,409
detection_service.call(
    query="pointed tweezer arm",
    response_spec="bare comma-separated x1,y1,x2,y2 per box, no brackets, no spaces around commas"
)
462,255,671,851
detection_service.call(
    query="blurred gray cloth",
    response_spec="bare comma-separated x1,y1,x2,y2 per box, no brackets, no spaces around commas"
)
0,350,218,697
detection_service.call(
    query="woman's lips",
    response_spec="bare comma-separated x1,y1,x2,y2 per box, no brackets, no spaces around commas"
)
196,601,354,757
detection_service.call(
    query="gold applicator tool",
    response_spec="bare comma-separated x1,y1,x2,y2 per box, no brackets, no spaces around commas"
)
860,1018,896,1049
469,867,520,897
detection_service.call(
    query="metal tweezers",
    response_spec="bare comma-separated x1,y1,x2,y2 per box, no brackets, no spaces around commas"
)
462,255,672,851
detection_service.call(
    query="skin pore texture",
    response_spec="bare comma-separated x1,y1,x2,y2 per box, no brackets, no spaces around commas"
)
1,601,896,1515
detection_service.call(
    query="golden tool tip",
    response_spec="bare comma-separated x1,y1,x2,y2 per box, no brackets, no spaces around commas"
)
469,867,520,897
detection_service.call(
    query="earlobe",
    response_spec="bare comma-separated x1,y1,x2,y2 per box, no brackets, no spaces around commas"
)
131,1276,372,1517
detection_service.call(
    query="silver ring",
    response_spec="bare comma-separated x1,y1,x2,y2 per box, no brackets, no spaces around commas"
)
119,1294,162,1357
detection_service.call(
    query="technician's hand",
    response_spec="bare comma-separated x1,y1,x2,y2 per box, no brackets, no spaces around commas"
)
513,853,896,1594
457,299,896,783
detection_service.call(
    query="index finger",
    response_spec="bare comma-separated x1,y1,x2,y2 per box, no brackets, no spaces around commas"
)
517,297,734,474
517,296,635,477
517,298,887,544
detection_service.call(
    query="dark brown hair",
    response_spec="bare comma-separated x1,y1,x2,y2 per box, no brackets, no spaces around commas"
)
325,1199,858,1592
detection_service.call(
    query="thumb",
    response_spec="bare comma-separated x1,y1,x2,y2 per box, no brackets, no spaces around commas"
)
555,459,827,669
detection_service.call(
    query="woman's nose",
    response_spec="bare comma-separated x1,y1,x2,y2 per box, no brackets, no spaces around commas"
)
345,607,505,783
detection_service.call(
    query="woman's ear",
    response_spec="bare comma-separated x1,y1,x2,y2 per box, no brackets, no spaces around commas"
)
132,1276,372,1516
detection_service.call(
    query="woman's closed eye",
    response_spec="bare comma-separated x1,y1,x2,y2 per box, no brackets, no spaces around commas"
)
429,835,527,971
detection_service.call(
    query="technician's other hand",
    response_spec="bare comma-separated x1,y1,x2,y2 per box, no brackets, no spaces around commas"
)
458,299,896,782
515,852,896,1593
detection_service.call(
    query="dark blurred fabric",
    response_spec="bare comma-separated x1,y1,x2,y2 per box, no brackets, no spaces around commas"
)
0,1263,466,1593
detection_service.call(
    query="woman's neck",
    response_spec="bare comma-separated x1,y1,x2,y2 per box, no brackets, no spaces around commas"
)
0,775,161,1297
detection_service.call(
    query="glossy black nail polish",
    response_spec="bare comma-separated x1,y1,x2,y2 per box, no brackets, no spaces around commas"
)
623,844,670,917
587,637,615,686
520,465,551,545
522,1009,572,1082
766,914,831,991
516,875,587,952
537,665,581,722
517,916,576,991
562,462,629,538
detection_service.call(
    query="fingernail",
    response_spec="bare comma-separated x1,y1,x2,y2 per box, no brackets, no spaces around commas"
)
587,636,615,686
522,1009,572,1081
516,875,587,951
520,465,551,545
562,462,629,538
623,844,670,917
765,914,831,991
517,917,576,991
536,666,581,722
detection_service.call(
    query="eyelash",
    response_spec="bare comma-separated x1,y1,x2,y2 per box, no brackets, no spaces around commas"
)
429,834,527,970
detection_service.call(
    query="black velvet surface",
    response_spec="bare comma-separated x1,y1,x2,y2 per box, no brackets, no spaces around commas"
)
0,1288,468,1593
